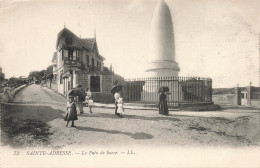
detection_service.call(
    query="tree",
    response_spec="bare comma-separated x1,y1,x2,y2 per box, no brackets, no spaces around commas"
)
8,77,24,87
0,66,5,82
0,73,4,82
28,70,45,81
45,65,54,88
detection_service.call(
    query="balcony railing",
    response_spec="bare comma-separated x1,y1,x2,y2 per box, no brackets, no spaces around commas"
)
63,58,81,67
85,65,101,71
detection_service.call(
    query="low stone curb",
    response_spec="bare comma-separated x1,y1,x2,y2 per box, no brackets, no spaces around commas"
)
10,84,28,96
0,84,29,102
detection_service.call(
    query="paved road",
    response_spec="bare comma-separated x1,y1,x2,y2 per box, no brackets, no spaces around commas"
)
1,84,260,149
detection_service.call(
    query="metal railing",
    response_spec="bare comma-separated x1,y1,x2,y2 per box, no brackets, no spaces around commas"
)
122,77,212,106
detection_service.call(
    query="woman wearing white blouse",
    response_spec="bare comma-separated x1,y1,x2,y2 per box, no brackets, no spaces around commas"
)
85,88,93,113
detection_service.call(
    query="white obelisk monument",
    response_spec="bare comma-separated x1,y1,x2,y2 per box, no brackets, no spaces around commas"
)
145,0,180,77
142,0,181,103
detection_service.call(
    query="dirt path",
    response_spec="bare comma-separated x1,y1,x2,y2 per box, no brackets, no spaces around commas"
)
1,84,260,149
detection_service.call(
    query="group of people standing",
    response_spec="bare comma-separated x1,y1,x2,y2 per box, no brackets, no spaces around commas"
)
64,84,169,127
64,84,125,127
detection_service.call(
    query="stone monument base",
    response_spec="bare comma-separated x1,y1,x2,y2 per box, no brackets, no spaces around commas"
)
145,60,180,77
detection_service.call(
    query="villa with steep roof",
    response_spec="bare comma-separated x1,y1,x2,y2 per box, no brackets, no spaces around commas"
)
51,27,123,102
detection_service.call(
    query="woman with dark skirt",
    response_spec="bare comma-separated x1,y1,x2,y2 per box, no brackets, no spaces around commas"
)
159,92,168,115
65,95,78,127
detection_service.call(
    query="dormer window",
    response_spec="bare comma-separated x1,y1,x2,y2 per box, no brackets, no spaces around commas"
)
68,49,73,60
68,49,77,60
65,37,72,45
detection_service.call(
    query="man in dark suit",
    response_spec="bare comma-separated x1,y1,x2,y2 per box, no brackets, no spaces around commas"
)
76,85,86,114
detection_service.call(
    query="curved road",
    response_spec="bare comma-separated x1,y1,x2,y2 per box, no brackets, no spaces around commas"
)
14,84,66,106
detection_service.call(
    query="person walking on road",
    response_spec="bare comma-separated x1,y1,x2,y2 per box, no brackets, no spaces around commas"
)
65,95,78,127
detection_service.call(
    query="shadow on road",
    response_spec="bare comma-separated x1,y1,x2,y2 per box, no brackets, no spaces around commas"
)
1,103,65,148
81,111,241,125
76,126,153,140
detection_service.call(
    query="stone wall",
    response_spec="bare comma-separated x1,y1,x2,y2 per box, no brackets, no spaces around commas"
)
91,92,114,103
212,94,236,105
102,74,113,94
251,100,260,108
46,82,58,92
76,73,114,103
77,73,89,91
251,87,260,99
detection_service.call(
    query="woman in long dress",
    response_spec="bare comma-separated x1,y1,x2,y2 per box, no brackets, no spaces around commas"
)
117,97,124,115
65,96,78,127
114,90,122,117
85,88,93,113
159,92,168,115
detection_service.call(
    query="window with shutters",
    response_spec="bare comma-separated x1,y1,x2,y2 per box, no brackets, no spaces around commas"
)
92,58,94,67
90,76,100,92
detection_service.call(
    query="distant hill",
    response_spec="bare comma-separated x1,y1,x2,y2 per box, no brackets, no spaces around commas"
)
213,88,235,95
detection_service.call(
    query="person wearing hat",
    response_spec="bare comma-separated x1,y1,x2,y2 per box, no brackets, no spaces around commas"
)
159,91,168,115
65,95,78,127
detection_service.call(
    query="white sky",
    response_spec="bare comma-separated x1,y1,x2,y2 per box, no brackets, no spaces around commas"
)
0,0,259,88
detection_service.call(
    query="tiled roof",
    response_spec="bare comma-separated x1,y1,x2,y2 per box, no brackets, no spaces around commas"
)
56,27,105,60
56,28,95,51
81,38,95,49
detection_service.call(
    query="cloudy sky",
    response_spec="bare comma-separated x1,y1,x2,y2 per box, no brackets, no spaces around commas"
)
0,0,259,88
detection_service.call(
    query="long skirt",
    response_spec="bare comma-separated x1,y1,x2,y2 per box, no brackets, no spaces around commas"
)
64,108,78,121
159,100,168,115
117,104,124,114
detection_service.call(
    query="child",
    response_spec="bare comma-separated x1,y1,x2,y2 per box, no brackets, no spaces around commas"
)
117,97,124,115
65,95,78,127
